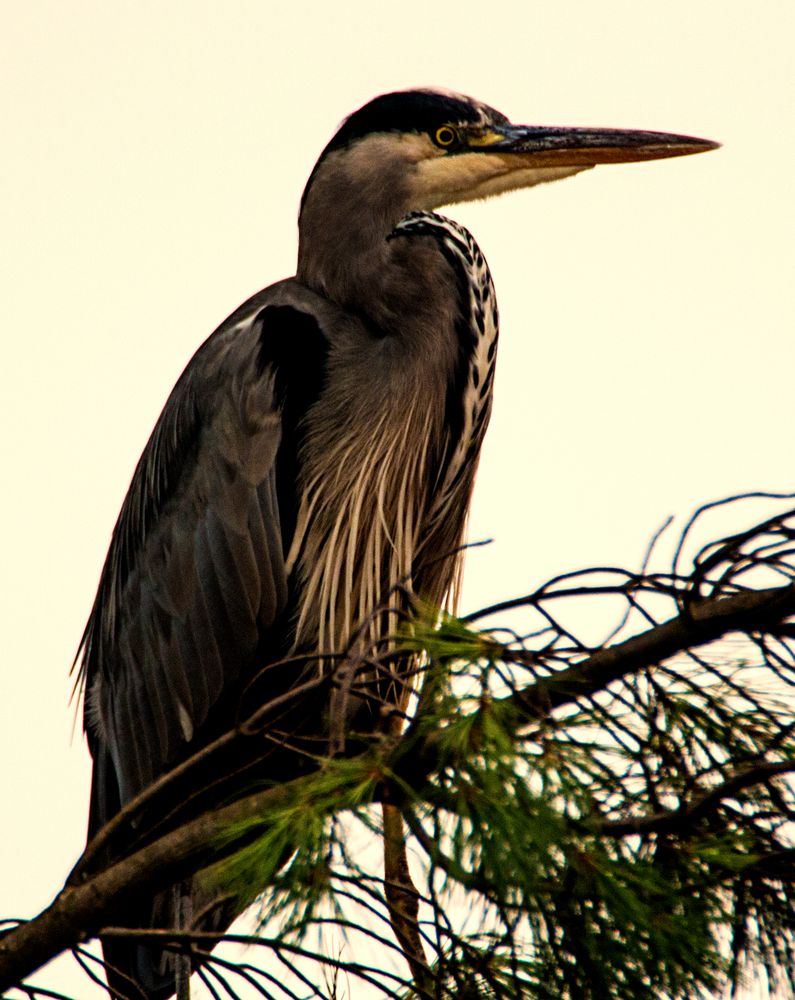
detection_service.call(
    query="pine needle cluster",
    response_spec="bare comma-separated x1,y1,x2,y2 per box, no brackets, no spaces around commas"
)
190,497,795,999
5,497,795,1000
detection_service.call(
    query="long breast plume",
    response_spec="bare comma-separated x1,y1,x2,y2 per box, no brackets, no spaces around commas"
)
287,211,498,675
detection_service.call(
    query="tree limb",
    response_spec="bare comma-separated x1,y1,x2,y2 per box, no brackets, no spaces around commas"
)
4,583,794,992
0,776,316,992
600,759,795,837
504,584,795,721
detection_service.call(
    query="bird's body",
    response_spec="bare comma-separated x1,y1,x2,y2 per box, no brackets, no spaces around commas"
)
82,212,496,807
76,88,716,999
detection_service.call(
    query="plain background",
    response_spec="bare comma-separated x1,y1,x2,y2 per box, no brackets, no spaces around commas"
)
2,1,793,997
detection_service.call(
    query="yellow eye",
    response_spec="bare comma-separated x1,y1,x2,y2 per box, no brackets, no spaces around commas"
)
434,125,458,148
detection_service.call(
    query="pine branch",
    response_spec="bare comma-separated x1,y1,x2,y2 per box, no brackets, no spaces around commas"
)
505,584,795,722
5,508,795,996
601,759,795,837
396,583,795,790
0,775,320,991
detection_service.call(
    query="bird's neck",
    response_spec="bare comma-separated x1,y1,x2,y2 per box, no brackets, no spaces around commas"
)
296,144,418,321
297,201,400,317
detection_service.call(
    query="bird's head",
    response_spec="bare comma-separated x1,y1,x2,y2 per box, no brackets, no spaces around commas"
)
299,87,717,222
297,88,717,301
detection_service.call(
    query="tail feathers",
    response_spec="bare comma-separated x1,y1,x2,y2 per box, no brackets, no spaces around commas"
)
102,932,175,1000
88,743,240,999
100,886,239,1000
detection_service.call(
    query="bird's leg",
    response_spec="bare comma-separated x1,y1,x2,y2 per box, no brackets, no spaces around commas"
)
382,803,433,996
328,654,357,756
173,881,192,1000
329,646,370,756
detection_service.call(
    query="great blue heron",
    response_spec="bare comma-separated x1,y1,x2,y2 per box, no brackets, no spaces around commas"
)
76,88,717,999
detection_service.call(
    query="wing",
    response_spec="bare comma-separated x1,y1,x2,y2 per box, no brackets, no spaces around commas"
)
78,288,329,809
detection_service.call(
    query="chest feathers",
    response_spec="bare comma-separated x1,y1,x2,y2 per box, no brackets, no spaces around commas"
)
286,212,499,678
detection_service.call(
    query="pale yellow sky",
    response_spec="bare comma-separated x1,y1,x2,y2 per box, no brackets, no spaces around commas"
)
1,1,793,997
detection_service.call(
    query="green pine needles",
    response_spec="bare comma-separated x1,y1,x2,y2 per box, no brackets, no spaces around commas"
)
192,498,795,999
6,497,795,1000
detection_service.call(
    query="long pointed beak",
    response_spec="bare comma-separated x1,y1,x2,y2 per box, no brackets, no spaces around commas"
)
469,124,720,165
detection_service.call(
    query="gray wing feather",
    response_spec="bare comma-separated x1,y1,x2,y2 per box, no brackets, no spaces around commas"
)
254,475,289,615
81,302,291,804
